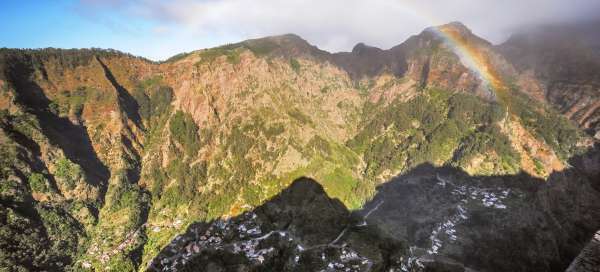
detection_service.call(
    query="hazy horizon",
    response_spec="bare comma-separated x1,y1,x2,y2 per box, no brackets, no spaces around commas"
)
2,0,600,61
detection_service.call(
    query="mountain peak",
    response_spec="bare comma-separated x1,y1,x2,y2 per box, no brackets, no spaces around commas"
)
241,33,328,58
242,33,311,49
263,33,306,43
436,21,472,34
420,21,491,47
351,42,383,55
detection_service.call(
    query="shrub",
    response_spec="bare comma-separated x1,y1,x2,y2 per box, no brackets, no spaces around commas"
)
196,46,242,66
48,102,60,115
132,88,151,120
28,173,48,193
169,111,201,157
264,123,285,140
157,159,207,207
350,88,525,178
53,87,88,117
148,162,167,198
289,58,301,73
133,77,173,122
509,90,580,158
150,86,173,116
54,158,83,190
244,40,279,57
307,135,331,156
453,125,520,173
287,108,311,125
448,93,505,126
163,52,191,63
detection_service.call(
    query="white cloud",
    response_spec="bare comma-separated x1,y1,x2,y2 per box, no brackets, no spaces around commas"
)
76,0,600,59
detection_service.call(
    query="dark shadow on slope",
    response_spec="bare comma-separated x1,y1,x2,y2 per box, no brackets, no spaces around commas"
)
147,177,406,272
95,57,144,130
0,166,81,271
419,56,431,89
120,133,141,184
150,145,600,272
2,53,110,192
360,144,600,272
0,120,61,192
331,43,408,80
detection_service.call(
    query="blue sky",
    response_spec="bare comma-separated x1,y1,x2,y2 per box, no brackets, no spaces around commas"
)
2,0,599,61
0,0,234,60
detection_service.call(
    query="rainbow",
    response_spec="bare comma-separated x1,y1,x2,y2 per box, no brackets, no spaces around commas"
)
429,25,510,107
397,5,511,107
430,25,504,91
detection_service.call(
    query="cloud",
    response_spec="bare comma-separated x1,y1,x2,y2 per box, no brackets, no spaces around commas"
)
75,0,600,58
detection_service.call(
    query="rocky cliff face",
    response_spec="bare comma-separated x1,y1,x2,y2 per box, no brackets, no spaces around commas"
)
0,22,598,271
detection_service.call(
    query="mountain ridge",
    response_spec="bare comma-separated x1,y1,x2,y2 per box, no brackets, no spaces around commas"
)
0,21,598,271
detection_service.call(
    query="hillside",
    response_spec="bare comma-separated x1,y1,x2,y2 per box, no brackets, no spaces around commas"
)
0,22,598,271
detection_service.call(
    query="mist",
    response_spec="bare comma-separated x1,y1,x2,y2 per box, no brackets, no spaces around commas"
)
77,0,600,59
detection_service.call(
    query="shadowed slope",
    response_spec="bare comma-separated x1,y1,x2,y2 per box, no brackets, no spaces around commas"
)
150,144,600,272
148,177,405,271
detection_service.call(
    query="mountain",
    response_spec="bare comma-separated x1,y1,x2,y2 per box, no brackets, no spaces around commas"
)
149,149,600,271
497,20,600,138
0,22,598,271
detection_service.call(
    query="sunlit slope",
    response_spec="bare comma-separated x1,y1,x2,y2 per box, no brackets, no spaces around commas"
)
0,22,592,271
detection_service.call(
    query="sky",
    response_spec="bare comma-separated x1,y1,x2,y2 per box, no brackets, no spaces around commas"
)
2,0,600,61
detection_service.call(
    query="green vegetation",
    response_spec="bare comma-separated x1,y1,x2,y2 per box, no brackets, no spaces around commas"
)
264,122,285,140
1,42,591,272
160,160,207,205
48,101,60,115
47,87,89,117
163,52,192,63
509,91,580,159
169,111,202,157
28,173,49,193
0,141,17,183
287,108,312,125
225,126,257,182
0,48,151,73
54,157,83,190
350,88,519,179
106,180,149,231
196,45,243,66
109,182,144,213
132,76,173,123
355,79,376,96
0,202,83,271
243,39,279,57
289,58,301,73
453,125,521,174
533,158,545,176
36,206,83,256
